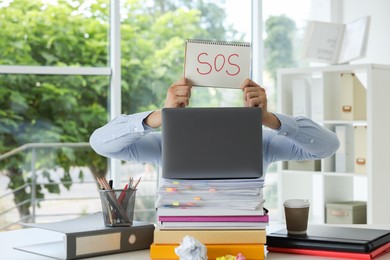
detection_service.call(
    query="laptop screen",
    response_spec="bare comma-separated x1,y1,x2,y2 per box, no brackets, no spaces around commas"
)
161,107,263,179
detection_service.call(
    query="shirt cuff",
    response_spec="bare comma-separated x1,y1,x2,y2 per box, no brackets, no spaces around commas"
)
273,113,299,138
128,110,155,134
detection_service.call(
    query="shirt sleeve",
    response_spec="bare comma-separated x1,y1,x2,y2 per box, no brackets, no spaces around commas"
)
263,113,340,166
89,111,163,165
90,110,339,170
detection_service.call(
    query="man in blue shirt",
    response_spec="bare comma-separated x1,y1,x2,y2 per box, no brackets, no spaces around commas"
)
89,78,339,173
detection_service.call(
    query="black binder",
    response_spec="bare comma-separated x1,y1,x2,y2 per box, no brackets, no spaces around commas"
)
14,212,154,259
266,225,390,253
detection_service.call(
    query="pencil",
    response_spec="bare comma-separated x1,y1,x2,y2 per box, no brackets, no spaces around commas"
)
132,177,142,190
98,177,130,223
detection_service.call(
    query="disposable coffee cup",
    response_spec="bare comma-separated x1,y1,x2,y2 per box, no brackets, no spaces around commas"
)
284,199,310,235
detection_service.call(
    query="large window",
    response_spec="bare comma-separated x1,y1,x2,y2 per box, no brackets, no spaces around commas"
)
0,0,253,227
1,0,315,228
262,0,312,221
0,0,112,227
119,0,252,115
117,0,252,223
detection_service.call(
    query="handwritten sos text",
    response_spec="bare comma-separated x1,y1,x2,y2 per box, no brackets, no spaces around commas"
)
196,52,241,76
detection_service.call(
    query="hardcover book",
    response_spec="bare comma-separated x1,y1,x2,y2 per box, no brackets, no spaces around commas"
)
266,225,390,253
158,214,269,222
153,227,266,244
267,242,390,260
157,221,268,230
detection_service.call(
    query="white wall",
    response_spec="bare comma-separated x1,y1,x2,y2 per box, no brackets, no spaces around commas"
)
342,0,390,64
310,0,342,23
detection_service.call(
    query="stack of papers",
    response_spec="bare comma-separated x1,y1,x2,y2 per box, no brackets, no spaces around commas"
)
155,178,267,229
151,178,268,259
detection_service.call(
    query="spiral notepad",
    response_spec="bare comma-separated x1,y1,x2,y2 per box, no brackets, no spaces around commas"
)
184,39,251,88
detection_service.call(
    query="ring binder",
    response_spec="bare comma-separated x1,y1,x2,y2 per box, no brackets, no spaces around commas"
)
186,39,251,47
342,105,352,112
356,158,366,165
14,212,154,259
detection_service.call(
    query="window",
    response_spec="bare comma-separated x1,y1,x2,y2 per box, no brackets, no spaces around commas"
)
262,0,312,222
0,0,253,227
0,0,111,225
0,0,110,67
118,0,252,222
1,0,315,227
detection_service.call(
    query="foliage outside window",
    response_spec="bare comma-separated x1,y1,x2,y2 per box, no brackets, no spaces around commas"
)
0,0,249,226
262,0,311,221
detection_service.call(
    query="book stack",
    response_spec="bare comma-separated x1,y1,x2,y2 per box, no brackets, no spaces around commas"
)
267,225,390,260
150,178,268,260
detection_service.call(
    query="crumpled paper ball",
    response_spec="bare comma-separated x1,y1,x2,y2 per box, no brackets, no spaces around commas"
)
175,235,207,260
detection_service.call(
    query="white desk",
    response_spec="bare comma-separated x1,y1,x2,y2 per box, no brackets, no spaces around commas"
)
2,225,390,260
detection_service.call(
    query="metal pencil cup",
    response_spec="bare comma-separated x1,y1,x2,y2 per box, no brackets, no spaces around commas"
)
99,188,137,227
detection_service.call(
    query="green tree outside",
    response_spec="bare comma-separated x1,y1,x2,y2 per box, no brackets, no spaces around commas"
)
264,15,297,83
0,0,241,223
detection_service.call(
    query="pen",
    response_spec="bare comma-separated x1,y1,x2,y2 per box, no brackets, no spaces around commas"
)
98,177,130,223
128,177,133,190
118,183,129,205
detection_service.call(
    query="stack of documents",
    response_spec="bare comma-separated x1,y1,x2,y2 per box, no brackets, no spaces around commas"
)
155,178,267,229
150,178,267,259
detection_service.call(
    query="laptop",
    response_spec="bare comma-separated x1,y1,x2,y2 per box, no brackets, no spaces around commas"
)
161,107,263,179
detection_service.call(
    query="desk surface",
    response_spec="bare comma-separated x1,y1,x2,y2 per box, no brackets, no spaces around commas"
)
2,225,390,260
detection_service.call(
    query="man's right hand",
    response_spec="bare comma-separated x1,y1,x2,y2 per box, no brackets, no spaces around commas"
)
164,78,192,108
144,78,192,128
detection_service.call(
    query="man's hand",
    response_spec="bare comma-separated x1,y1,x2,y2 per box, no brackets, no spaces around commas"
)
240,78,267,108
164,78,192,108
240,78,281,130
144,78,192,128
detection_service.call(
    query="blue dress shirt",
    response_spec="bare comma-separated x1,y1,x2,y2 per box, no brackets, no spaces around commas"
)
89,111,339,174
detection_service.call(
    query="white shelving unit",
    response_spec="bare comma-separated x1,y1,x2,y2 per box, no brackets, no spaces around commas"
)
276,64,390,224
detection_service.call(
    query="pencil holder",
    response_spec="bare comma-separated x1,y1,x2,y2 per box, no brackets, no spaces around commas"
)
99,188,137,227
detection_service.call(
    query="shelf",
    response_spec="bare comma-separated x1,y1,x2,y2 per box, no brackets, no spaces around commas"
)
276,63,390,224
321,120,367,126
281,170,367,178
277,63,390,75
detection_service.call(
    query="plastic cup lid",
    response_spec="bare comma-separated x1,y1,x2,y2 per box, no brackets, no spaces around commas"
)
283,199,310,208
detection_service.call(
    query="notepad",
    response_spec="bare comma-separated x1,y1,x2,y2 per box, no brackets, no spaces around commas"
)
184,39,251,88
302,16,370,64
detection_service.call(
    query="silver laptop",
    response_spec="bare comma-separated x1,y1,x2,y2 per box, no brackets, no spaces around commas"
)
161,107,263,179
